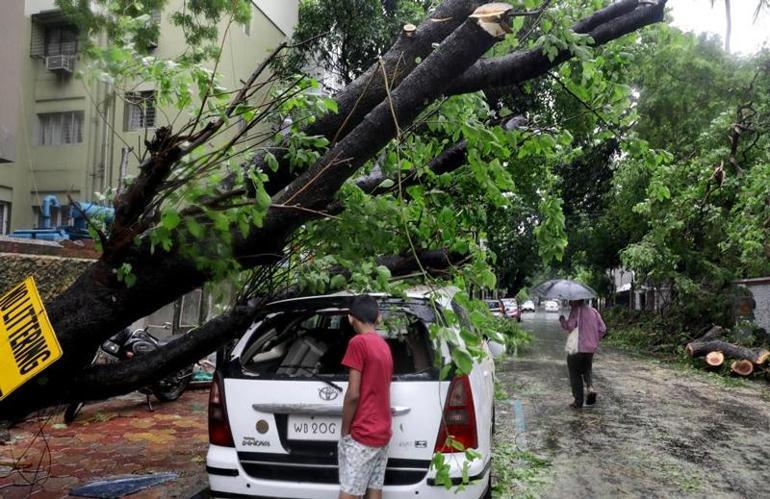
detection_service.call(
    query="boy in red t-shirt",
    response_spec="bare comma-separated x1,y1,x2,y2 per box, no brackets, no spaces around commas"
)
338,295,394,499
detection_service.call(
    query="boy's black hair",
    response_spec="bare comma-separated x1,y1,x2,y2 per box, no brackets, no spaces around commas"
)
349,295,379,324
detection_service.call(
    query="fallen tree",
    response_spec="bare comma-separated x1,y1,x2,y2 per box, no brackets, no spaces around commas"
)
0,0,668,420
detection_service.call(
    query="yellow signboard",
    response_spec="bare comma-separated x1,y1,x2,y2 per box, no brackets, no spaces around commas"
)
0,277,62,400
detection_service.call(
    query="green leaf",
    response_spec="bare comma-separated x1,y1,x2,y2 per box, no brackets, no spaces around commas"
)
255,187,272,210
186,217,204,239
451,348,473,374
323,98,338,114
161,210,181,230
330,274,346,289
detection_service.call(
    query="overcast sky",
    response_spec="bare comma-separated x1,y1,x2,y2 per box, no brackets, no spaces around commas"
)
668,0,770,54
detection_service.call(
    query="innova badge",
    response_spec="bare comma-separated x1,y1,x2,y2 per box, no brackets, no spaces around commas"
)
318,386,340,401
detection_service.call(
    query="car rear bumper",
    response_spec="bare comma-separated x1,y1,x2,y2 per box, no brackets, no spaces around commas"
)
207,445,490,499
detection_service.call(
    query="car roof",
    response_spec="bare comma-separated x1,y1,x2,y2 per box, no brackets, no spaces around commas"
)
262,287,460,323
267,286,458,307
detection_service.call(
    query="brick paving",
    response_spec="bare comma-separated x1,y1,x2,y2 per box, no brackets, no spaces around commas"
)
0,389,210,498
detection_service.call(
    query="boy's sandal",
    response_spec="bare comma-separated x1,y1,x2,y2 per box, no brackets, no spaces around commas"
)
586,392,597,406
569,402,582,410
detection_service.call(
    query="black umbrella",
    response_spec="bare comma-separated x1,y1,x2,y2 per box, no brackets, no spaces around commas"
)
530,279,597,300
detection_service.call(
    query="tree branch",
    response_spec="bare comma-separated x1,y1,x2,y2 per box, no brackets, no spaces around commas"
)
258,0,485,196
446,0,667,95
273,13,506,212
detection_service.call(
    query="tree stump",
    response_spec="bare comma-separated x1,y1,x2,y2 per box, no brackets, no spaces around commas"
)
731,359,754,376
705,351,725,368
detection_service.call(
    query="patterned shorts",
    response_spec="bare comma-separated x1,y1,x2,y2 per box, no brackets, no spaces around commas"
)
338,434,388,496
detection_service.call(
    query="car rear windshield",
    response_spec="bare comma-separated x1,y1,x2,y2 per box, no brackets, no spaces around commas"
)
239,306,436,380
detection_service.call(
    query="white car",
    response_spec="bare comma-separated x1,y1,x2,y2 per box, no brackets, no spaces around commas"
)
206,290,495,499
520,300,536,312
543,300,560,313
483,299,504,318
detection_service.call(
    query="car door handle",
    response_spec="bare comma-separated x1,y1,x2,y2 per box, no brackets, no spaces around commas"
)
253,403,341,416
252,404,411,417
391,406,411,416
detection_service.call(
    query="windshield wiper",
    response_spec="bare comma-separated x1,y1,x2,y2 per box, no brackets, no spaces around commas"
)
279,364,343,392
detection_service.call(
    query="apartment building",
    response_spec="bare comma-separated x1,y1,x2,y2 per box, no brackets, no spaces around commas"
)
0,0,298,234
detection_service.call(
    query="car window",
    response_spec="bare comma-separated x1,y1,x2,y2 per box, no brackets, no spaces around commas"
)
240,308,433,377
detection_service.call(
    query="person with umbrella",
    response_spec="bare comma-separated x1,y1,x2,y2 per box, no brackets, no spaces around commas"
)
531,280,607,409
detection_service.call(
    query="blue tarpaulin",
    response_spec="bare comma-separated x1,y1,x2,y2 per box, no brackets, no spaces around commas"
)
69,472,178,498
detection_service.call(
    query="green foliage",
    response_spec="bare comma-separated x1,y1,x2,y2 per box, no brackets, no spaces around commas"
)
492,442,552,498
553,24,770,337
602,302,730,356
114,262,137,287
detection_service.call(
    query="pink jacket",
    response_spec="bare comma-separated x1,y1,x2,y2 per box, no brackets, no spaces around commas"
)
560,305,606,354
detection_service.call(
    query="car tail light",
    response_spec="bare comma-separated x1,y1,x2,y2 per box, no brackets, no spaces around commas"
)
434,375,477,452
209,372,235,447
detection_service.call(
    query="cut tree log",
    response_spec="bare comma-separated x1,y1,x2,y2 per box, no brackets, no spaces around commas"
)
685,340,770,365
705,351,725,368
731,359,754,376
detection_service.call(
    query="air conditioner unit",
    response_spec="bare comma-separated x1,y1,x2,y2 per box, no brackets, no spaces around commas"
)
45,55,74,73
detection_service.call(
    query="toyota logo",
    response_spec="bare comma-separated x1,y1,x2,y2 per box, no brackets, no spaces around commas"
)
318,386,340,401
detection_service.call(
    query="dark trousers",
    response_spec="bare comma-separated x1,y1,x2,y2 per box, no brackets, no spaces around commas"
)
567,353,594,407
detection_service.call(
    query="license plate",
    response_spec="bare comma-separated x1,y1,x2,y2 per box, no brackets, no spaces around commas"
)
287,416,341,441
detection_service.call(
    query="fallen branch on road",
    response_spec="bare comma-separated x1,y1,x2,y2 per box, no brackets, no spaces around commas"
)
685,340,770,365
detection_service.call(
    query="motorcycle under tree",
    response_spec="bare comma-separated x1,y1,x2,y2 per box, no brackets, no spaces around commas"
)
63,325,193,423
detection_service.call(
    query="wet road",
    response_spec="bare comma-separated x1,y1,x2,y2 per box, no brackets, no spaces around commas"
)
494,311,770,498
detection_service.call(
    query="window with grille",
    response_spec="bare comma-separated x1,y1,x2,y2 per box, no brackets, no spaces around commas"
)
38,111,84,146
44,25,78,56
125,91,157,130
0,202,10,234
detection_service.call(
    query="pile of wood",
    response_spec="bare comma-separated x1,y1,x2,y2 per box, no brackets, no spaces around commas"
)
685,326,770,376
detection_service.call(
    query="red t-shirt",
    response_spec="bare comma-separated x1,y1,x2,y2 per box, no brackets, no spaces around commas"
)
341,332,393,447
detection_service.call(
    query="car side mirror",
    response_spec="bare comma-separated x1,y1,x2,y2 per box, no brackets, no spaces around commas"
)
488,340,505,359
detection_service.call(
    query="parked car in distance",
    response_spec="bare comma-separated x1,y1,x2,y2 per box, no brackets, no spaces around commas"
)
207,290,496,499
500,298,521,322
543,300,560,313
484,298,504,318
520,300,536,312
